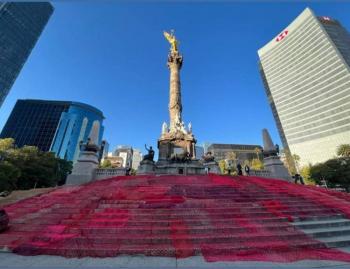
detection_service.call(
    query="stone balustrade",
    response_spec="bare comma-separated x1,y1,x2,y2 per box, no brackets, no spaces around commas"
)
94,168,127,180
249,169,272,178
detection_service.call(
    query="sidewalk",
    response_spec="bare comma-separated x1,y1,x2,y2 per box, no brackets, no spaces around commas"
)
1,252,350,269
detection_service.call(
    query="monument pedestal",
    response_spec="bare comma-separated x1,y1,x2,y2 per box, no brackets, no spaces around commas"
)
156,160,205,175
261,128,291,181
137,160,156,175
66,151,99,185
264,156,291,181
202,161,221,174
158,131,196,161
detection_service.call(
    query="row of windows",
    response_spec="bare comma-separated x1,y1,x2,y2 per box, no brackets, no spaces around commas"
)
324,23,350,67
260,15,315,63
289,123,350,145
272,53,341,104
265,28,329,85
287,117,350,141
284,108,350,134
261,17,323,73
282,92,350,126
278,73,350,116
270,46,337,98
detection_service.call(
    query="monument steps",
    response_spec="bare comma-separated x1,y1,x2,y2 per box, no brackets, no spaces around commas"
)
7,213,345,232
13,240,329,258
62,218,289,227
305,226,350,237
294,219,350,229
292,216,350,249
2,175,350,262
91,205,335,214
32,231,312,244
321,235,350,247
67,224,297,235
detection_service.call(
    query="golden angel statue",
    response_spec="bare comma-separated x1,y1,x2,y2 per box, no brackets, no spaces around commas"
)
163,30,179,52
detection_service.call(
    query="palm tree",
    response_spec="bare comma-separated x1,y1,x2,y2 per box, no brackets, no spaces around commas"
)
336,144,350,157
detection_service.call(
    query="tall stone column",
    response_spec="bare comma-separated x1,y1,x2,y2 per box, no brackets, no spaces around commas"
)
168,51,183,132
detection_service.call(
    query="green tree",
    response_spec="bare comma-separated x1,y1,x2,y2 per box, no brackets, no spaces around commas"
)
310,157,350,191
100,159,112,168
56,158,73,186
12,147,58,189
282,147,297,175
0,139,72,191
218,159,227,174
254,147,261,160
299,165,315,185
0,161,20,192
223,152,237,175
251,158,264,170
337,144,350,157
0,138,15,151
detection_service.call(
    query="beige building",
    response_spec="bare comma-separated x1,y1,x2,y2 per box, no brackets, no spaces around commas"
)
104,155,124,168
207,143,263,164
258,7,350,166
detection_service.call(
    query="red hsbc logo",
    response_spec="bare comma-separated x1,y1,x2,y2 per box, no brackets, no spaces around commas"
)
276,30,288,42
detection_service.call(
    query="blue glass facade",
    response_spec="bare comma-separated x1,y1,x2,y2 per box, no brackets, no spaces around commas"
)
0,99,105,162
51,102,105,162
0,2,53,108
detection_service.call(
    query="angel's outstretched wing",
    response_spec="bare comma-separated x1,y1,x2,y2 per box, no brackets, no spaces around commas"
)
163,31,173,43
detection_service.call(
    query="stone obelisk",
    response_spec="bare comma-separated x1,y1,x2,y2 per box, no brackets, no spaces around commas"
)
262,128,291,181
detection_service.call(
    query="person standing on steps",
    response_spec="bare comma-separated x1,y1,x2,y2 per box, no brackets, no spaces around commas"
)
294,173,305,185
236,163,243,176
244,164,250,176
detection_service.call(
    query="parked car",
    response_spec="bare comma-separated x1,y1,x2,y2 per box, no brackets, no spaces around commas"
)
0,208,9,232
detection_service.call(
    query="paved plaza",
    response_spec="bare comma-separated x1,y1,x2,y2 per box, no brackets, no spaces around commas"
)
2,252,350,268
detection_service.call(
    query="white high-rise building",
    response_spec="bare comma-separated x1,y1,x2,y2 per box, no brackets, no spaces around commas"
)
258,7,350,166
132,149,143,170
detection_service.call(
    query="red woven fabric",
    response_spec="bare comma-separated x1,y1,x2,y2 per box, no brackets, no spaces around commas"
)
1,174,350,263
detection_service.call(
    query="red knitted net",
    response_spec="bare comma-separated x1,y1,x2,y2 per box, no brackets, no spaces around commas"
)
1,174,350,263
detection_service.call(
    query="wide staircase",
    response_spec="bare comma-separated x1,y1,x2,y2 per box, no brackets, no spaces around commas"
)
2,174,350,263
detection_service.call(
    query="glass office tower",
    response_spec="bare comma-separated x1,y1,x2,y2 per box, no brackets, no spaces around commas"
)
0,99,105,162
0,2,53,108
258,7,350,166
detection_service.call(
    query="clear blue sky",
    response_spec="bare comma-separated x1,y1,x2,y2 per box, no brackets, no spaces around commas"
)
1,1,350,154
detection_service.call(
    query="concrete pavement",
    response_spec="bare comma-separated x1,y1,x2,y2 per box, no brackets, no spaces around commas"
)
1,252,350,269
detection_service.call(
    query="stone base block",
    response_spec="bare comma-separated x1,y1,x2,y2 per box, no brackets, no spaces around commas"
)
155,160,206,175
66,151,99,185
66,173,94,185
202,161,221,174
137,161,156,175
264,156,292,181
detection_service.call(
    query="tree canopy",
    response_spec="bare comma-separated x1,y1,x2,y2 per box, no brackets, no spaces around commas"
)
310,157,350,191
0,138,72,192
337,144,350,157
